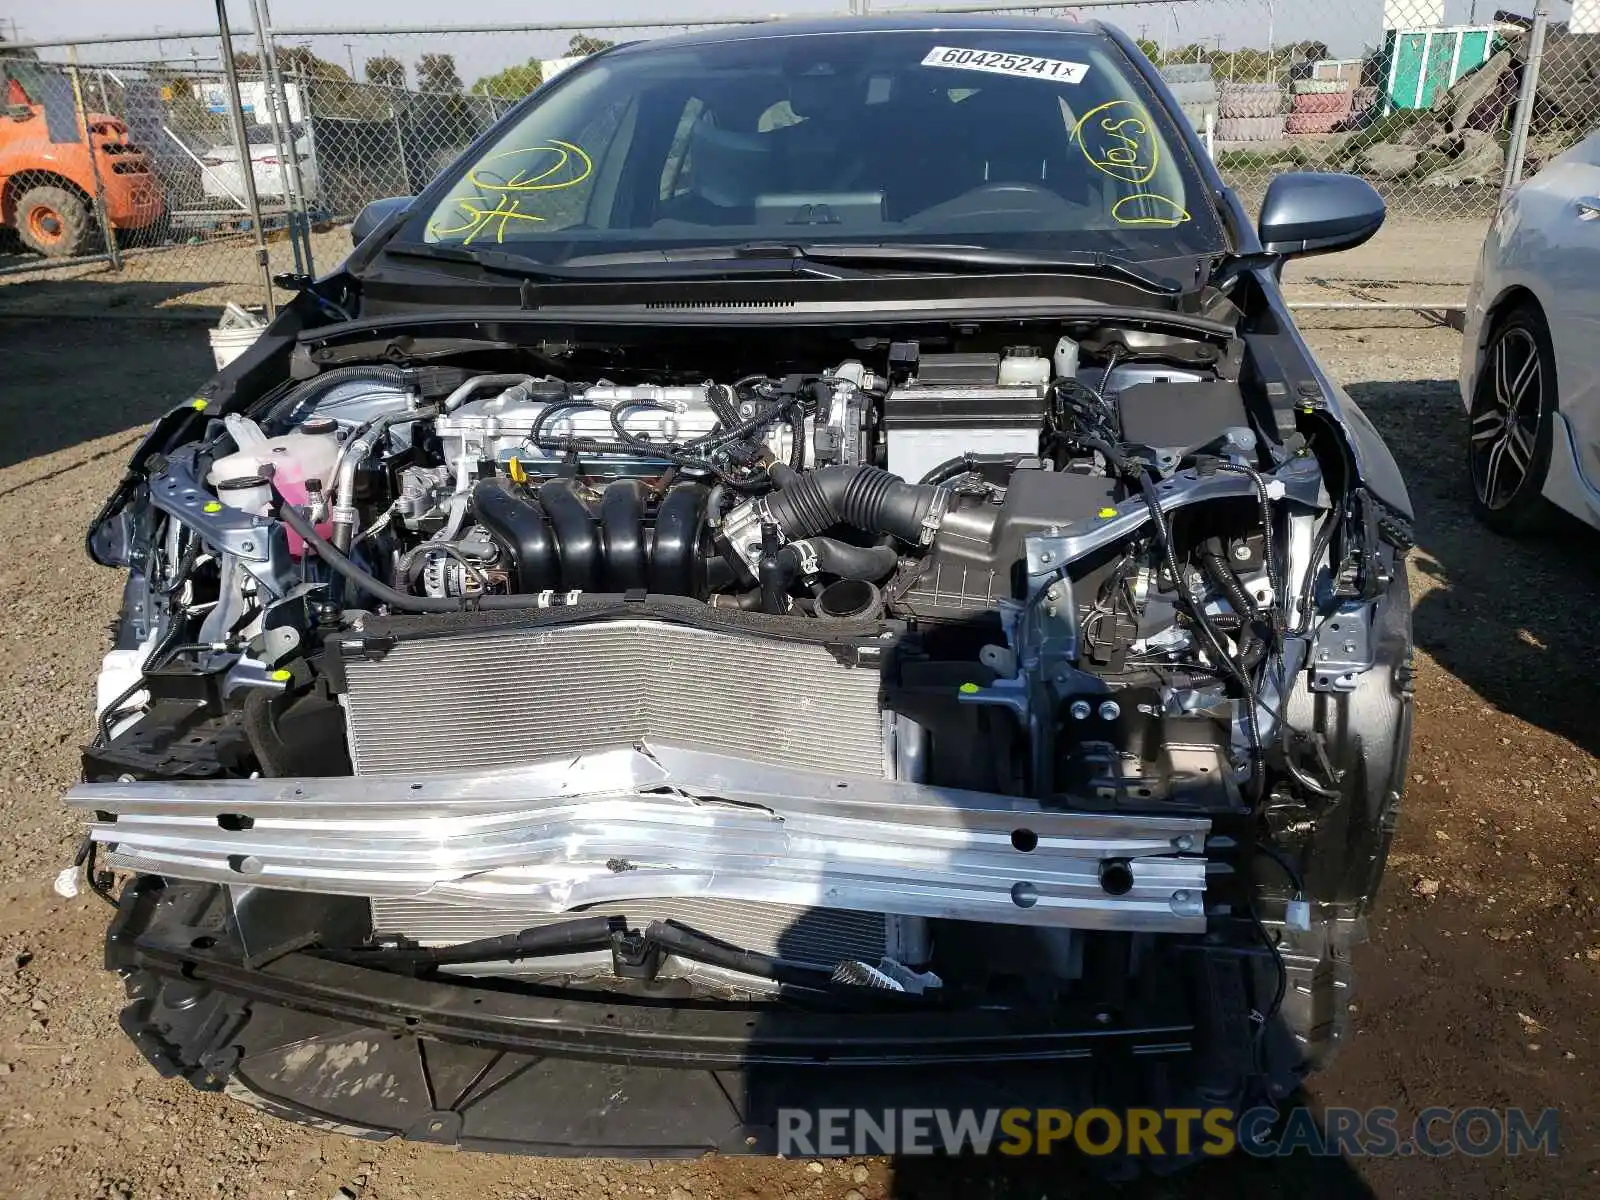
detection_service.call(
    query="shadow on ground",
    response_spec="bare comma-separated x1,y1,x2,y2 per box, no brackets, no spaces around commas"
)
0,277,228,322
0,314,215,471
1347,379,1600,758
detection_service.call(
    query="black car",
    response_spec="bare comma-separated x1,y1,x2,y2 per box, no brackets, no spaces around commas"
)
71,15,1413,1163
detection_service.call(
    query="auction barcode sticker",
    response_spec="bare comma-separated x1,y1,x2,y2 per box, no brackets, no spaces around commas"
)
920,46,1090,84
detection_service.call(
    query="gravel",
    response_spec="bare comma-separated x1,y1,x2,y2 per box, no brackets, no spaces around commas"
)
0,315,1595,1197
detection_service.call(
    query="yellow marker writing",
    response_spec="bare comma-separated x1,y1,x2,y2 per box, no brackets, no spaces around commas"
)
1073,100,1158,185
270,669,292,682
960,682,980,695
202,501,223,513
1098,507,1118,519
1111,193,1192,228
190,398,209,411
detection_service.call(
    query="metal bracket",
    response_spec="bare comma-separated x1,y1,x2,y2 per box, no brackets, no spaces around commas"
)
1308,601,1374,693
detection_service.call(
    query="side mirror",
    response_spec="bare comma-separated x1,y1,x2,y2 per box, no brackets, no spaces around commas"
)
350,196,413,247
1257,172,1386,260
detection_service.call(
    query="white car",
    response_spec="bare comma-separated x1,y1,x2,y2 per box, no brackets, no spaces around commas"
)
198,124,319,207
1461,131,1600,533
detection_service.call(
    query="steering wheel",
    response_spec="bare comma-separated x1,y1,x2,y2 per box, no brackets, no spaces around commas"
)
905,181,1069,227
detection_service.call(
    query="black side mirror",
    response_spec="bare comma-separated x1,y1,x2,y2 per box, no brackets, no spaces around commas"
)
351,196,413,247
1257,172,1386,260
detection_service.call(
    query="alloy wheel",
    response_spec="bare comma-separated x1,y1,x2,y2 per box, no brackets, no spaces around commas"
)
1471,325,1544,511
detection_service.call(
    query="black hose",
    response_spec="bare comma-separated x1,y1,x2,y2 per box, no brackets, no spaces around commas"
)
778,538,899,583
266,364,410,426
918,452,1028,486
763,465,942,545
643,919,829,988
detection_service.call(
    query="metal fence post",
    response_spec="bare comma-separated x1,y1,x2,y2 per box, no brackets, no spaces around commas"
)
248,0,315,277
1501,0,1551,204
67,46,122,271
216,0,277,316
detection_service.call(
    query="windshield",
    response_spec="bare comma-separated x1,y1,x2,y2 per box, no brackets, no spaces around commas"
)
413,28,1226,265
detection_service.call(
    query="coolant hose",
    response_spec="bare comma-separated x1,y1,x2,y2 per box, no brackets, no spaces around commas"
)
777,538,899,583
268,365,410,425
762,465,943,545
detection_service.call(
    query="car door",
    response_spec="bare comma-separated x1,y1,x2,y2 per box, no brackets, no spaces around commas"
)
1519,132,1600,493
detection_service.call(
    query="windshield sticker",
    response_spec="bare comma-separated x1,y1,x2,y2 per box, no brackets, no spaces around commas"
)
920,46,1090,85
428,140,594,244
1111,193,1191,228
1073,100,1158,185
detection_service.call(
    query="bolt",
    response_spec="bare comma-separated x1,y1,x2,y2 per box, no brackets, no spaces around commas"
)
1175,834,1195,852
1343,641,1358,655
1094,1010,1113,1025
240,541,254,553
1069,700,1092,721
1045,582,1065,602
1173,890,1191,904
1232,542,1252,561
1039,552,1054,564
739,402,756,419
1047,525,1061,536
1098,700,1121,721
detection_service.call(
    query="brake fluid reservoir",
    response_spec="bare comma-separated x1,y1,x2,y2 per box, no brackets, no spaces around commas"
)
998,347,1052,388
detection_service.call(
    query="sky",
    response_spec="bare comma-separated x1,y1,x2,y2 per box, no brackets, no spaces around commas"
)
2,0,1565,88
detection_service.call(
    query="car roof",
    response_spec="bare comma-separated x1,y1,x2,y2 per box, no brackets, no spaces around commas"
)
609,13,1107,56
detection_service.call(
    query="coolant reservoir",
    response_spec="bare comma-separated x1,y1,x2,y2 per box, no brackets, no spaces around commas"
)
209,414,341,554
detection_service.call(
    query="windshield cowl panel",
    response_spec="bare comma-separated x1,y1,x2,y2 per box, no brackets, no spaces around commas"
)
406,28,1226,271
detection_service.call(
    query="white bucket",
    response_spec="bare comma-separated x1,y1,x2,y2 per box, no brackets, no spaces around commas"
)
209,324,264,370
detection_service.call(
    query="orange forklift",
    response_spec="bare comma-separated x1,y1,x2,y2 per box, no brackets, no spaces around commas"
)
1,59,164,257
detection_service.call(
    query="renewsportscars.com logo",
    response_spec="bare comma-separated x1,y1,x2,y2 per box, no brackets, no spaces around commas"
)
777,1107,1561,1158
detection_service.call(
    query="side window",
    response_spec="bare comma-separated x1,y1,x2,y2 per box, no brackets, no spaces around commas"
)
659,98,707,199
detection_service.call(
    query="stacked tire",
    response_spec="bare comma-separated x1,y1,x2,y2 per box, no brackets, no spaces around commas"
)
1217,81,1286,142
1163,65,1219,135
1287,78,1353,135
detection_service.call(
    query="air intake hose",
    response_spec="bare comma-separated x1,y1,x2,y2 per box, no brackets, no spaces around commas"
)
763,465,943,544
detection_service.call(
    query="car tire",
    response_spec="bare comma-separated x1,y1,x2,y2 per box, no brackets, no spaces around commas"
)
1468,304,1559,535
15,184,93,258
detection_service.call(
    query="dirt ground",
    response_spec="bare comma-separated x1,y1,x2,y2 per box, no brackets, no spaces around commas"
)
0,315,1596,1199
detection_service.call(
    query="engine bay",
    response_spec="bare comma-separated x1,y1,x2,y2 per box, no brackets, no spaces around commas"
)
89,314,1368,818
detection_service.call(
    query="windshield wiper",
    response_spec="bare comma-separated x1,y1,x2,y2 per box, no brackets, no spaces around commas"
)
748,243,1184,294
383,240,571,278
388,240,843,281
389,239,1183,294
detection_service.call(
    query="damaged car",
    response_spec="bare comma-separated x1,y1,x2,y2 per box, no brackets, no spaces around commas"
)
67,15,1414,1159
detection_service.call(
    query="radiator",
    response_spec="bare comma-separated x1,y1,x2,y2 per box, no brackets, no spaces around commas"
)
341,619,886,777
344,617,903,968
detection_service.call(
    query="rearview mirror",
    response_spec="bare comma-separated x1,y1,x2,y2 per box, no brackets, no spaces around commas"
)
350,196,413,247
1257,173,1386,260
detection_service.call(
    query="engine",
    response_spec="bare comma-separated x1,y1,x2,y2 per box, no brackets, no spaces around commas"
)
106,323,1339,817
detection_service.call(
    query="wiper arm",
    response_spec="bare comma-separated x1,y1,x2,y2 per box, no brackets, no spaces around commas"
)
384,240,570,279
392,241,844,280
743,242,1184,294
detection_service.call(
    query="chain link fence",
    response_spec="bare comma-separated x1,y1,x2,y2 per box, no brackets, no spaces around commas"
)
2,1,1596,317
